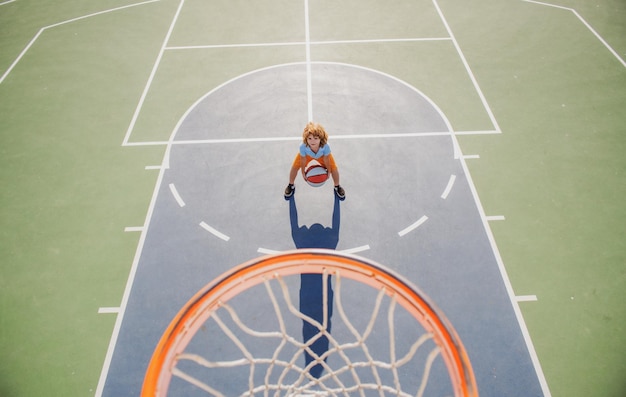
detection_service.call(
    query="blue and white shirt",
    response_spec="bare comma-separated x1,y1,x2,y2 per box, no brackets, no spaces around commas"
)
299,143,331,159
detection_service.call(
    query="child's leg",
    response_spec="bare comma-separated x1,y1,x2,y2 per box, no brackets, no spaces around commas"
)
332,168,345,200
289,166,298,184
288,154,303,185
325,155,345,199
331,169,340,186
326,154,341,186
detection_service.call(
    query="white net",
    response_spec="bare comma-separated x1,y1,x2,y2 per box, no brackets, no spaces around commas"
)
162,270,451,397
144,251,476,396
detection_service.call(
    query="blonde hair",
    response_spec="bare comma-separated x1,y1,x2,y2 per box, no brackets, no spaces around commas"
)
302,122,328,147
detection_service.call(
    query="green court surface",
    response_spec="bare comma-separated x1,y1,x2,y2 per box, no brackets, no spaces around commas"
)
0,0,624,396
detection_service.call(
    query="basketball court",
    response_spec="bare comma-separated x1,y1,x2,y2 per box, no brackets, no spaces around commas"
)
98,27,546,397
1,0,624,396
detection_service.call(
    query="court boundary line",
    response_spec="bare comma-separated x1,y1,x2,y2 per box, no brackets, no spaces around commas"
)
434,2,550,392
0,0,161,85
456,153,552,396
96,5,183,387
94,131,172,397
522,0,626,68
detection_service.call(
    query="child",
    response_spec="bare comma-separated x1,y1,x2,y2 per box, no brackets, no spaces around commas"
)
284,122,345,200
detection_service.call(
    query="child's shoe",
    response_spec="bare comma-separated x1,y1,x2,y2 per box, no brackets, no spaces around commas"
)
334,185,345,200
284,184,295,199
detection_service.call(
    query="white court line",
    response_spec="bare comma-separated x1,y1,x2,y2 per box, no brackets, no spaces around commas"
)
95,94,173,397
0,0,160,85
145,165,162,170
165,37,451,51
463,154,480,159
522,0,626,68
398,215,428,237
313,37,451,45
123,140,170,147
122,0,185,145
455,140,551,397
172,136,300,145
516,295,538,302
98,307,120,314
173,131,454,145
441,174,456,199
167,41,305,50
331,131,453,140
454,130,500,135
258,245,370,255
123,130,501,148
199,221,230,242
171,131,454,145
340,245,371,254
304,0,313,121
0,0,16,6
258,247,281,255
124,226,144,232
433,0,501,133
168,183,185,207
486,215,506,221
436,5,549,392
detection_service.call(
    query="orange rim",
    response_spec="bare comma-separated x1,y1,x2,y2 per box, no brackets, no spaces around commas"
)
142,249,478,396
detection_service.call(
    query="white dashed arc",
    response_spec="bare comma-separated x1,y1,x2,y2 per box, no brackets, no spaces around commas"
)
163,62,460,254
167,168,457,251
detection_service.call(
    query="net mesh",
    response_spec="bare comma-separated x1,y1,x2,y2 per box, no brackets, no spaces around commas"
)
164,271,447,396
143,251,477,397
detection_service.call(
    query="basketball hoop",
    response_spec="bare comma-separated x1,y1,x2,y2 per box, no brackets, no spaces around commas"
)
142,250,478,396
